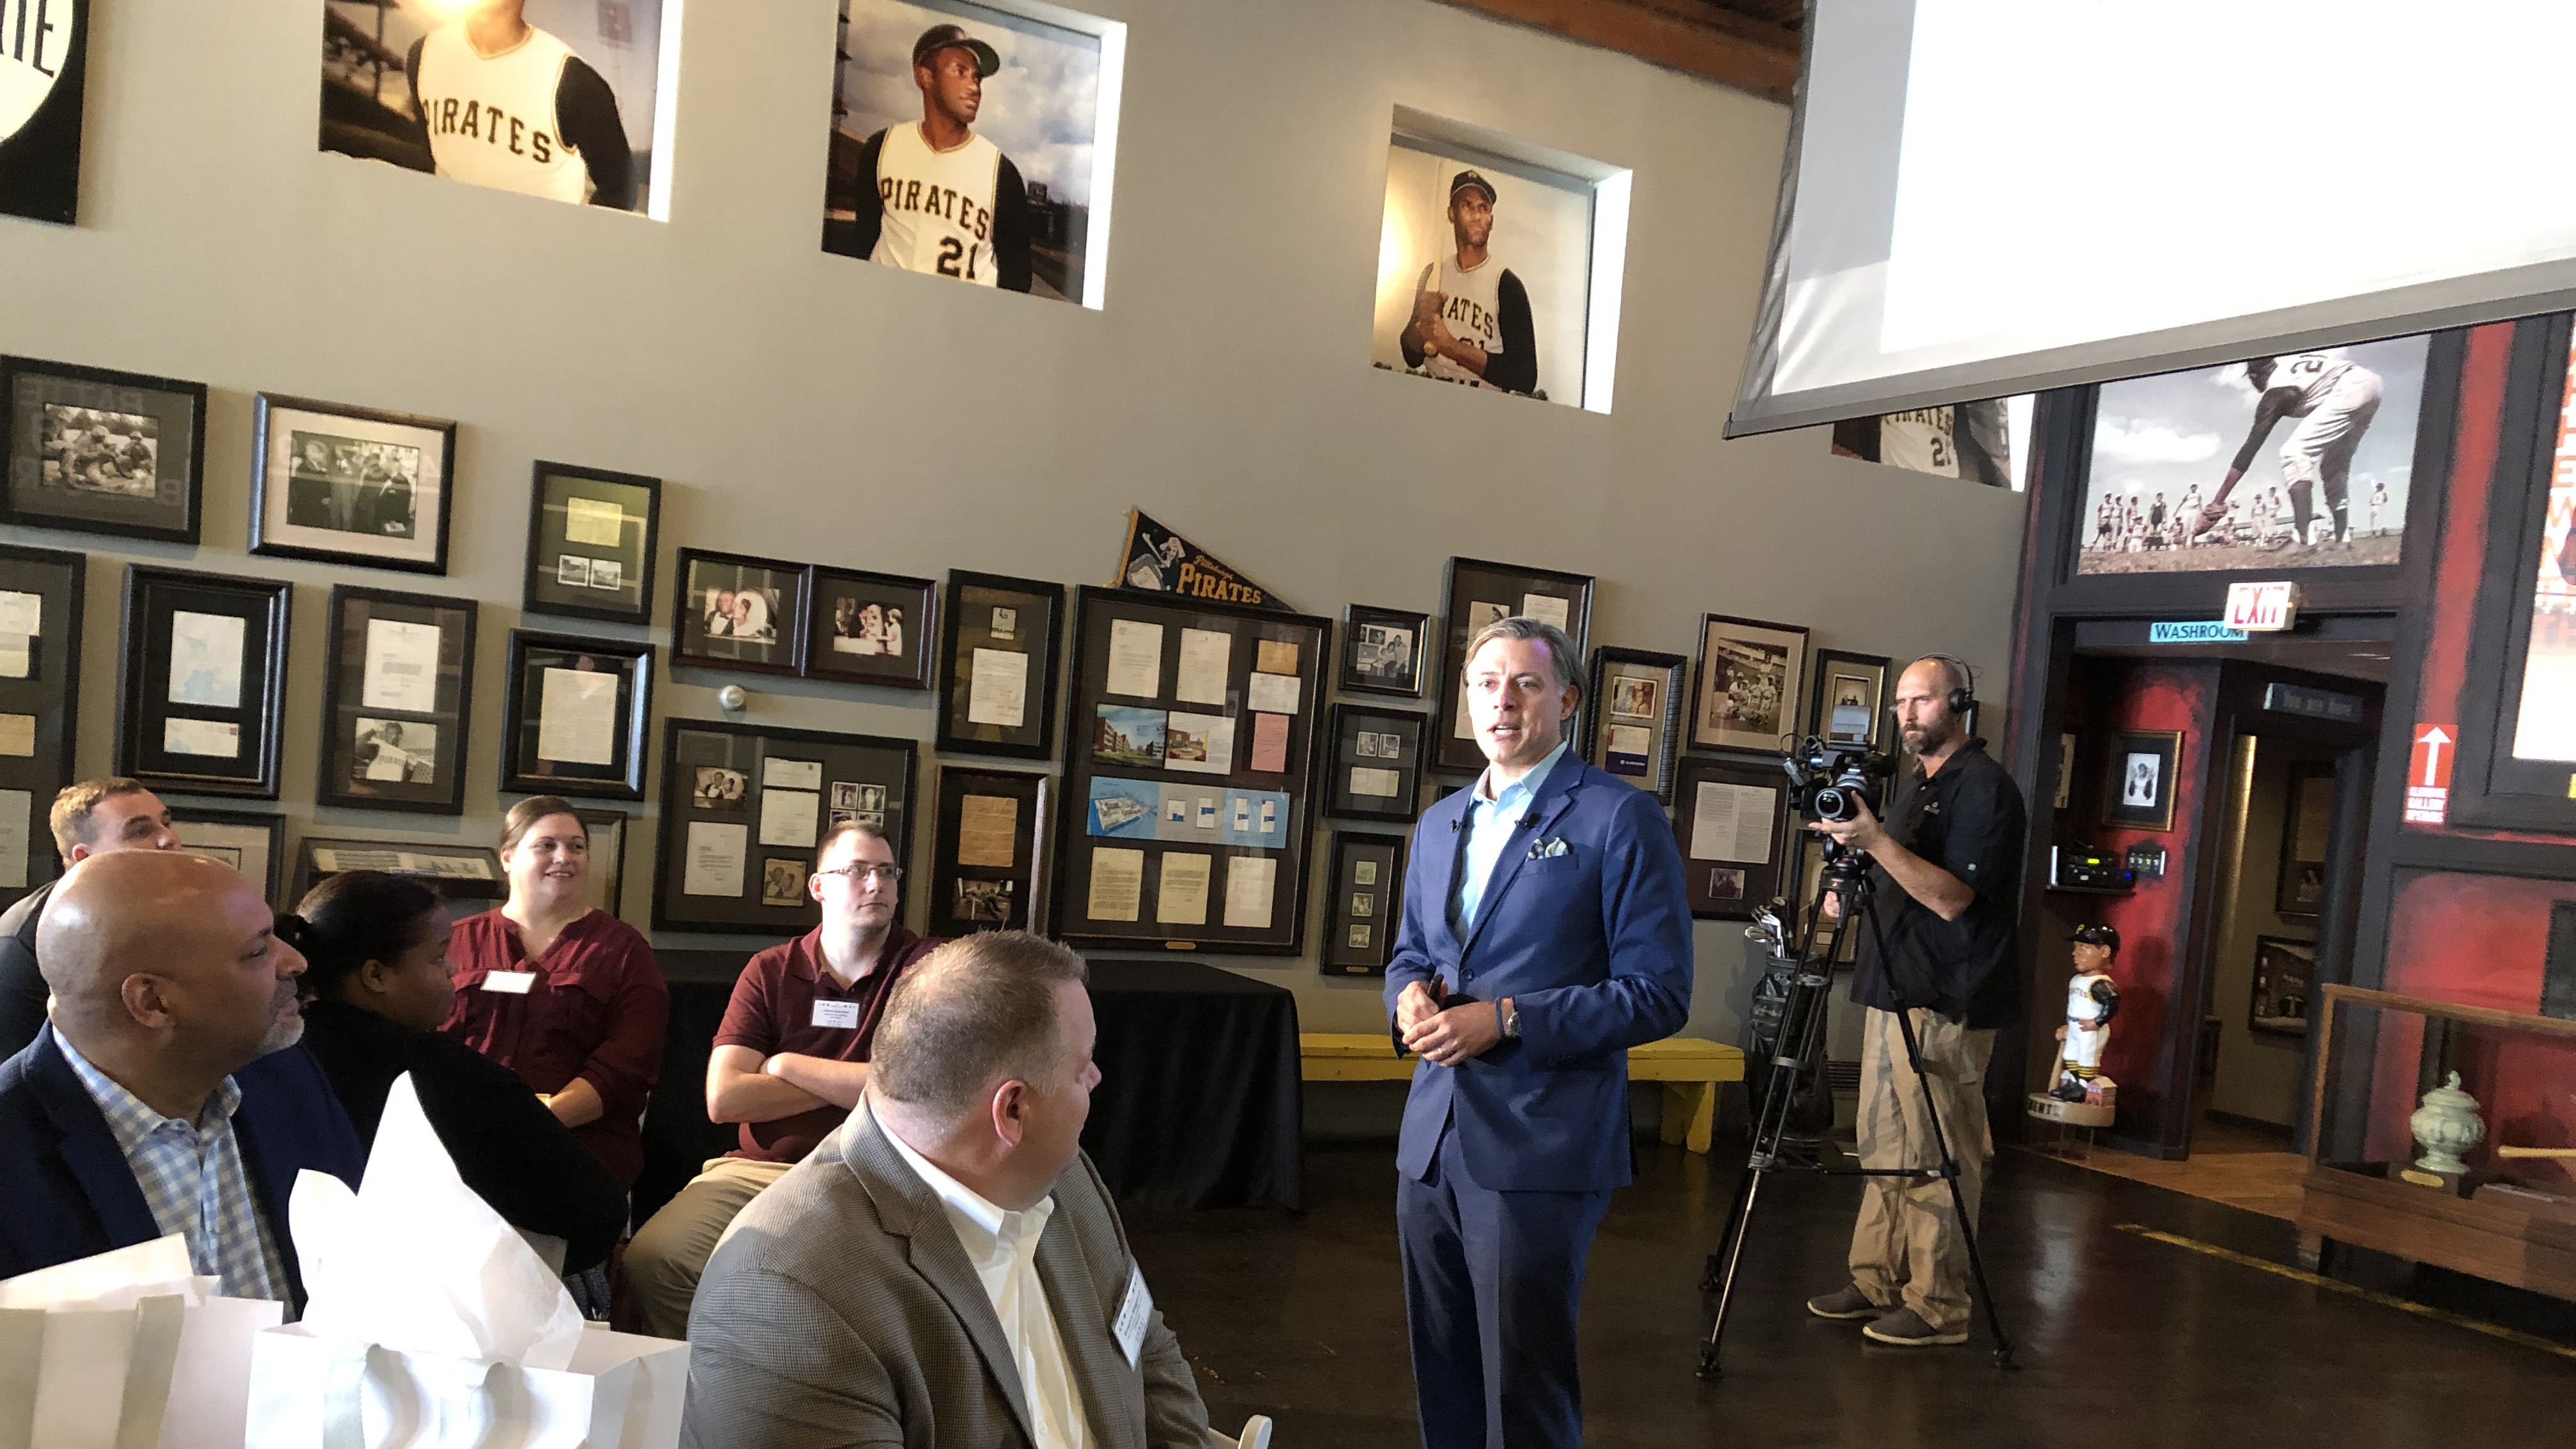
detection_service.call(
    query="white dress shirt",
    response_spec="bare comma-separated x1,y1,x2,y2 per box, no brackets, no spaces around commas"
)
876,1103,1094,1449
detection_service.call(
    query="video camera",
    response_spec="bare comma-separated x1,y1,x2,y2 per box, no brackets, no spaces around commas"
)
1782,736,1896,824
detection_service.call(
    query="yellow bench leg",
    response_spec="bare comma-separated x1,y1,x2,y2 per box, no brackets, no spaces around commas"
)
1659,1082,1717,1154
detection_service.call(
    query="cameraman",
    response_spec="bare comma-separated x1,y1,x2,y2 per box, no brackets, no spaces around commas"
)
1804,656,2026,1347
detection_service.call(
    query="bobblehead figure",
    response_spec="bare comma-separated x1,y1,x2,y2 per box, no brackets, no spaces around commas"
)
2050,924,2122,1107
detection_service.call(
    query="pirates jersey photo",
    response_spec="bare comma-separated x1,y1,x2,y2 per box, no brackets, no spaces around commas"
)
1418,256,1505,386
871,124,1007,285
2257,353,2359,415
406,24,636,208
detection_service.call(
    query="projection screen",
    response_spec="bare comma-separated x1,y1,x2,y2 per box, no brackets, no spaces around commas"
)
1731,1,2576,437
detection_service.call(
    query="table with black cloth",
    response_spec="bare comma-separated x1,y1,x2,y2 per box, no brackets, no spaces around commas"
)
636,949,1303,1223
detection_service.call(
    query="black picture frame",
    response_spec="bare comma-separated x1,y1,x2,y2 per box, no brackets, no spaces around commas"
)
654,717,919,935
115,565,291,800
2274,764,2334,919
1322,831,1407,976
2250,935,2317,1037
576,808,631,920
249,394,456,575
0,356,206,544
316,586,476,815
926,766,1052,938
1340,604,1430,698
172,808,287,909
1809,648,1893,753
935,570,1065,761
1690,612,1809,753
672,549,808,677
1051,586,1331,954
522,462,660,625
805,565,937,690
0,543,82,912
2101,728,2185,832
1432,557,1593,773
498,631,654,800
1584,647,1686,804
0,0,86,227
1322,703,1425,823
292,836,505,907
1673,753,1786,921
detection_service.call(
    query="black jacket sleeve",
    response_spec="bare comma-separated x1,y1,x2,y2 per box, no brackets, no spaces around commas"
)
554,56,636,210
0,894,46,1062
1487,269,1540,395
821,129,889,260
991,153,1034,293
411,1032,631,1273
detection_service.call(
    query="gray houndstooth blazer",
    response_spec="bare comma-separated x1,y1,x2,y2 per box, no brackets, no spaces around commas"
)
678,1104,1222,1449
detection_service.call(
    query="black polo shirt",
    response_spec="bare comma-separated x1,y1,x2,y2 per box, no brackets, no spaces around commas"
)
1849,739,2027,1029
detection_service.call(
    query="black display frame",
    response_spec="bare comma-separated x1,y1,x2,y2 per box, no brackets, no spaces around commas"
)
497,629,654,800
934,569,1066,761
1583,646,1686,805
652,717,919,935
1431,556,1593,773
1808,647,1894,753
0,355,206,545
1320,702,1426,824
292,836,506,907
0,542,82,912
1321,831,1408,976
248,393,457,576
671,547,809,678
521,461,661,625
316,585,477,815
805,565,938,690
1339,603,1430,698
172,808,287,909
925,765,1052,939
115,565,291,800
1672,752,1786,921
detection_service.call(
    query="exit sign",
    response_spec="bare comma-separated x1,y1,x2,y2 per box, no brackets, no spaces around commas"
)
2225,581,2303,632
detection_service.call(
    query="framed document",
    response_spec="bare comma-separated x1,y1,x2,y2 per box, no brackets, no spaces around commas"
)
1691,613,1809,753
1433,557,1593,773
1322,703,1425,823
292,836,505,907
115,565,292,800
926,766,1051,938
1808,648,1892,753
1321,832,1407,976
316,586,476,815
249,394,456,574
806,565,937,690
654,717,918,934
171,808,286,909
1,356,206,544
1050,586,1331,954
1340,603,1430,698
0,543,83,911
2274,765,2334,919
498,631,654,799
523,463,659,625
576,808,632,919
935,570,1065,760
673,548,807,677
1673,754,1786,921
1584,647,1687,804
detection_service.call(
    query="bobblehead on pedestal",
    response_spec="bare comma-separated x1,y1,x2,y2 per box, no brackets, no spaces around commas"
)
2030,923,2120,1129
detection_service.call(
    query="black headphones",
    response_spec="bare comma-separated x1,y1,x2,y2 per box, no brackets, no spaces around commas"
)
1916,654,1977,719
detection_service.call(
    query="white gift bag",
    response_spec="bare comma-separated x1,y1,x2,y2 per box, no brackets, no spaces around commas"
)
245,1324,687,1449
0,1235,286,1449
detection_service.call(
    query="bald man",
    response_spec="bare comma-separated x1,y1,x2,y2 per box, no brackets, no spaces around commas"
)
0,778,188,1059
0,852,363,1303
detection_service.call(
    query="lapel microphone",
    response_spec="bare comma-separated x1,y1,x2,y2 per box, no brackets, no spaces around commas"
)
1521,811,1539,827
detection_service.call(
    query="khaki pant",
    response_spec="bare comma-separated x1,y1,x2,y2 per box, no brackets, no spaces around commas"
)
1846,1007,1995,1332
625,1157,793,1339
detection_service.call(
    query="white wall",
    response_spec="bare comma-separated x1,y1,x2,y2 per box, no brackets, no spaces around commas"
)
0,0,2026,1040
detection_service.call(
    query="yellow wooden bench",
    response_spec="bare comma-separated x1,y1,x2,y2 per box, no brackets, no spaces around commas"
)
1298,1032,1747,1154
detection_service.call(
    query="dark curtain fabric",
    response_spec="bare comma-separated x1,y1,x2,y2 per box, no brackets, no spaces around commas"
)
1082,959,1304,1211
637,951,767,1225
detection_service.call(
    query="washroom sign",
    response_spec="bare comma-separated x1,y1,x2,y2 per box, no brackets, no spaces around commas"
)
2404,724,2454,824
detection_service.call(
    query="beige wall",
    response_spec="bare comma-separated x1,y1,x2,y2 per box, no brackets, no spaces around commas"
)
0,0,2025,1038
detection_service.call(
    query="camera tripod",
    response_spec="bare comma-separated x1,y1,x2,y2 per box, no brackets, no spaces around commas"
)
1695,837,2017,1378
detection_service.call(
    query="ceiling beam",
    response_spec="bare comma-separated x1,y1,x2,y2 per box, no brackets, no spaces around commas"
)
1434,0,1800,103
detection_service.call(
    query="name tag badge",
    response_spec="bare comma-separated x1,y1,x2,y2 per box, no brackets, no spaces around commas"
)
1112,1264,1152,1368
811,999,862,1030
481,970,536,995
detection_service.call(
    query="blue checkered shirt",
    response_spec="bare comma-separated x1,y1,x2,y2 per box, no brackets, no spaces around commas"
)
54,1032,289,1301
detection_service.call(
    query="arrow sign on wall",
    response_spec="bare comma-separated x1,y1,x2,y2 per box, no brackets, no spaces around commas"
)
2405,723,2456,824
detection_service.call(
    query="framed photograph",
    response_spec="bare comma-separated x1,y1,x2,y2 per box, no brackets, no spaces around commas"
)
0,544,83,910
2250,935,2317,1037
1322,832,1408,976
2275,765,2334,918
1585,647,1686,804
316,586,475,815
1434,556,1593,773
822,0,1118,307
2055,732,2077,812
250,395,454,574
806,565,936,689
935,570,1065,760
1673,754,1785,921
1,356,206,544
0,0,86,226
319,0,675,217
114,566,291,800
654,717,918,934
927,766,1052,938
1809,649,1892,753
576,809,631,919
172,809,286,909
1691,613,1808,754
1340,604,1430,698
293,838,505,907
2101,729,2184,832
523,463,659,624
1052,586,1331,954
1832,402,2016,486
673,549,806,677
498,631,654,799
1323,704,1426,823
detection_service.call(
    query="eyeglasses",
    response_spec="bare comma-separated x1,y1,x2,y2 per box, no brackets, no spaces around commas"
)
817,863,903,885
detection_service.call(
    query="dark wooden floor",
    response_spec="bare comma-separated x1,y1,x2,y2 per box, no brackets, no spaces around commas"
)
1128,1142,2575,1448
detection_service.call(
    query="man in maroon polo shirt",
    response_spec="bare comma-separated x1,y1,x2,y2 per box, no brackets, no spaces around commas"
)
625,819,938,1338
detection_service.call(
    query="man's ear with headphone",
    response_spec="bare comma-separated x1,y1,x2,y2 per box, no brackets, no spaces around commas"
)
1917,654,1977,719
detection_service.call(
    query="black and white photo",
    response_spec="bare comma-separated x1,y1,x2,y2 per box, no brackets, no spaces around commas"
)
674,549,806,676
954,878,1013,923
1584,647,1686,804
1692,613,1808,753
1340,604,1429,697
694,766,748,810
1807,648,1891,753
353,717,437,785
806,565,936,688
761,857,808,909
2,358,206,544
251,395,455,574
2101,728,2184,832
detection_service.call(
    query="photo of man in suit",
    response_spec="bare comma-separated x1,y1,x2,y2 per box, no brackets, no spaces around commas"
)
1386,615,1694,1449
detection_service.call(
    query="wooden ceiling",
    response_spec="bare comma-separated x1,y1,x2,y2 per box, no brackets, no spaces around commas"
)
1438,0,1804,102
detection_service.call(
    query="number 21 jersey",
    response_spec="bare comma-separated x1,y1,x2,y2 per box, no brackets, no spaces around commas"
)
871,124,1000,287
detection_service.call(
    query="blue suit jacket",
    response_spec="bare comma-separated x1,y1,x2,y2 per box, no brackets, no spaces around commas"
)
0,1023,366,1301
1383,755,1694,1192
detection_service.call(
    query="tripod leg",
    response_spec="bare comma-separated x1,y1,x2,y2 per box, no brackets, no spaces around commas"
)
1885,1004,2018,1368
1696,1160,1765,1378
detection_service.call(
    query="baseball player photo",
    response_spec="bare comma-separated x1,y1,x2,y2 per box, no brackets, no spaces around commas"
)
822,1,1109,303
319,0,667,213
1399,170,1538,395
1830,401,2016,486
2074,334,2428,576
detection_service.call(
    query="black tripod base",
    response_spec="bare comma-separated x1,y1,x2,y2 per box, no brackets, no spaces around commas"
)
1694,1342,1722,1380
1698,1252,1720,1294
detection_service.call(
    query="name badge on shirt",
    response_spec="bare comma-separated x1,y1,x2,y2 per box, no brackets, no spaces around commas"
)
1113,1263,1153,1368
482,970,536,995
811,999,862,1030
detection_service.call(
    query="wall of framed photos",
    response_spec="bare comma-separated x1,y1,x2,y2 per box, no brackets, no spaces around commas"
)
0,0,2025,1039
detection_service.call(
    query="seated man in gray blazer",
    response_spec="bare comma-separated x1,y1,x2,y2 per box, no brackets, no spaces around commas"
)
682,930,1229,1449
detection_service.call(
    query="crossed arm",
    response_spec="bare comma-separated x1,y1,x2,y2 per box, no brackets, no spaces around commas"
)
705,1045,868,1124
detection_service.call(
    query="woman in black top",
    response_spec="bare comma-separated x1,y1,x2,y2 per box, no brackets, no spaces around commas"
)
292,870,627,1273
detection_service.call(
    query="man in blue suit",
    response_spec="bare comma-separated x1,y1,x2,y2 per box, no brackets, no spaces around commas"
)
1387,616,1693,1448
0,851,364,1304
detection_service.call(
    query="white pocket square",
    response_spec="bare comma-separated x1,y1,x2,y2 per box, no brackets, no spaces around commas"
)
1526,837,1570,859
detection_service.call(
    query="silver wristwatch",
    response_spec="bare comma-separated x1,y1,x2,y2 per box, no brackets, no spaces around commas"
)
1503,1002,1521,1039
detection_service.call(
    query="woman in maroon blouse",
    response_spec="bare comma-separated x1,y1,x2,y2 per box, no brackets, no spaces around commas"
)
443,796,669,1188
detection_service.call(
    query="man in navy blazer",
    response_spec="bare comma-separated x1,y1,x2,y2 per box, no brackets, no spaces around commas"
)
1386,616,1692,1448
0,852,364,1304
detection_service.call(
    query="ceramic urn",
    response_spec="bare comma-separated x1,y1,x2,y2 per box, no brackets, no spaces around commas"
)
2409,1071,2485,1176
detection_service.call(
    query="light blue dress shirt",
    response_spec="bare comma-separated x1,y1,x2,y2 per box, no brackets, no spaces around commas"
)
1458,742,1567,930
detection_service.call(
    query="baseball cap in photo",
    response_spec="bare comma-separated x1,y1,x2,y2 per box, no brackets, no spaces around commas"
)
1449,170,1498,205
912,23,1000,77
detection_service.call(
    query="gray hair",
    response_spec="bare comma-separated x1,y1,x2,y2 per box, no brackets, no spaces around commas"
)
1465,615,1583,694
870,931,1089,1119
